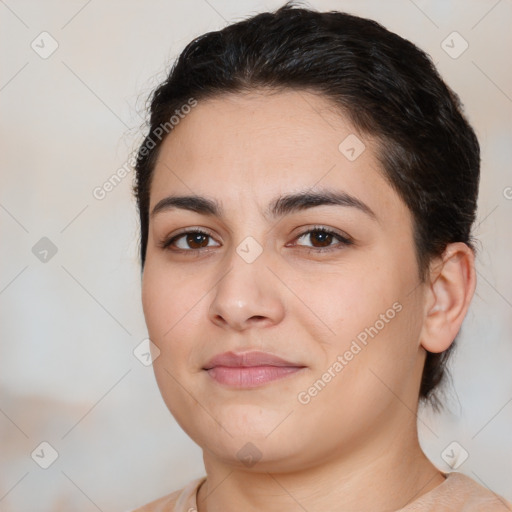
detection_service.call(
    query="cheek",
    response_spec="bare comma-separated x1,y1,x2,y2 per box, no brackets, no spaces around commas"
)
141,260,211,378
302,256,422,380
299,263,394,342
142,261,201,339
334,288,423,406
141,267,170,340
141,263,204,419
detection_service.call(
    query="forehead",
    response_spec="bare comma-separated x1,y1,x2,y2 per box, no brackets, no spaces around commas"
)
149,89,406,223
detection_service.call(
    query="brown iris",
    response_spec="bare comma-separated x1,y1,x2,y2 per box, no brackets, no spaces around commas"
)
186,233,210,249
308,230,333,247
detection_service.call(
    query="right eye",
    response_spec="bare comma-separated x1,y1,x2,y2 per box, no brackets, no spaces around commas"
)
159,228,220,252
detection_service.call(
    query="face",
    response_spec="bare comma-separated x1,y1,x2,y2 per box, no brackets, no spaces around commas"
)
141,90,428,472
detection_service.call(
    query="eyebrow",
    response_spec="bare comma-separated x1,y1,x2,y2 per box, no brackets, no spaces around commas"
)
150,189,377,221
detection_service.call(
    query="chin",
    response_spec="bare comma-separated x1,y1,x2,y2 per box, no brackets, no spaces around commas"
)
203,433,310,473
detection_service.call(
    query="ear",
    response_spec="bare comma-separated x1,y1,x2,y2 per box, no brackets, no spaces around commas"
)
420,242,476,353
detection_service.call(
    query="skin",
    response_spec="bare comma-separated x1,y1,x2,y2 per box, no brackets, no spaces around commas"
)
141,89,476,511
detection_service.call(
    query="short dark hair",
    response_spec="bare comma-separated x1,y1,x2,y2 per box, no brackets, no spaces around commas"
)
133,1,480,409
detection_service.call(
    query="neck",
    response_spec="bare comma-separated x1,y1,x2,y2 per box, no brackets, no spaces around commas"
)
196,415,444,512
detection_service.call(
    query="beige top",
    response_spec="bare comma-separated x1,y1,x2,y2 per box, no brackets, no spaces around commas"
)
129,472,512,511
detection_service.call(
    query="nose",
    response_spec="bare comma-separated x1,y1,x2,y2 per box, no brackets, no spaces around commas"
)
208,247,285,331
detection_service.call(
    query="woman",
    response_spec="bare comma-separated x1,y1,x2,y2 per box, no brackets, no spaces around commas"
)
128,2,511,510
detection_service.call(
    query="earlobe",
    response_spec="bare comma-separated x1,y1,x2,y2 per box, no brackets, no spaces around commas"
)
420,243,476,354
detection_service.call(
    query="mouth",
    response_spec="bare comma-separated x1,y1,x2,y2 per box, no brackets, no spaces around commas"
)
203,351,307,389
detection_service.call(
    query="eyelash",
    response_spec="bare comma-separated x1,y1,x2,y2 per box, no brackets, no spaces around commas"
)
158,226,354,254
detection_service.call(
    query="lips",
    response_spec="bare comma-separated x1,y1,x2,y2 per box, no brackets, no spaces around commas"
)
203,350,302,370
203,351,306,388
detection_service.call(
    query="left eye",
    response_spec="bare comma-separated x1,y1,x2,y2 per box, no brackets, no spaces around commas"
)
293,228,353,250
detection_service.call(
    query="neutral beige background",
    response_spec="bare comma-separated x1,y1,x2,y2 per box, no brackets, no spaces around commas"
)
0,1,511,510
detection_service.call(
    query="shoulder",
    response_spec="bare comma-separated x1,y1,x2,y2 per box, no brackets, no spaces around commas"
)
128,489,181,512
127,476,206,512
399,472,512,511
441,472,512,510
